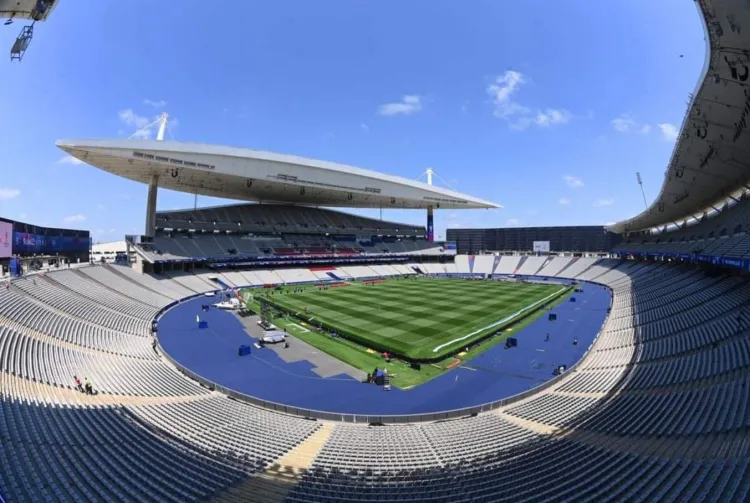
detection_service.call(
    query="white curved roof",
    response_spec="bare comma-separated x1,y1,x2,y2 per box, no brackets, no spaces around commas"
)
610,0,750,234
56,139,499,210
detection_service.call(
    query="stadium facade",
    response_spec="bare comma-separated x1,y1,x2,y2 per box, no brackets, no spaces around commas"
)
447,225,622,255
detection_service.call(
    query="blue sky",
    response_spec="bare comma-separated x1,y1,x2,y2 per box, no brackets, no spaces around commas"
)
0,0,705,242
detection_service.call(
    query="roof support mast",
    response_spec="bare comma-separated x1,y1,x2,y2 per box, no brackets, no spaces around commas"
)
425,169,434,242
144,113,169,238
156,112,168,141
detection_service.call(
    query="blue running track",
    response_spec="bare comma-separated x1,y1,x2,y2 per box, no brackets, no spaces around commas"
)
158,282,611,415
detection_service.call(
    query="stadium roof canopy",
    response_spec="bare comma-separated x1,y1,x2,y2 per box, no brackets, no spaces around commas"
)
609,0,750,234
0,0,58,21
56,139,499,210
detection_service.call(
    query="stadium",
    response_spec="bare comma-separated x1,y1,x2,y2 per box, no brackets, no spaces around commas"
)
1,0,750,502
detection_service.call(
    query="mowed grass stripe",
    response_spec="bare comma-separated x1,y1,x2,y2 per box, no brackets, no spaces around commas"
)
315,293,533,332
286,281,551,318
311,293,544,319
284,287,547,335
276,292,550,345
272,282,559,350
317,279,547,302
265,279,563,359
295,289,526,321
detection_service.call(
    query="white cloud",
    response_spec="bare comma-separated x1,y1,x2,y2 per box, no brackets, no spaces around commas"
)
360,123,369,131
118,109,178,139
535,108,572,127
558,198,571,206
378,95,422,116
58,155,84,165
487,71,528,119
657,123,679,141
118,109,152,138
97,203,106,210
505,218,521,227
118,109,150,128
593,198,614,207
612,114,656,136
563,175,584,189
487,71,571,130
143,99,167,108
131,129,151,139
509,116,534,131
612,114,637,133
604,221,616,226
63,214,86,223
0,188,20,200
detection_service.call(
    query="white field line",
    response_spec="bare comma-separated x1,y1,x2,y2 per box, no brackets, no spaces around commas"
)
432,287,567,353
287,322,310,333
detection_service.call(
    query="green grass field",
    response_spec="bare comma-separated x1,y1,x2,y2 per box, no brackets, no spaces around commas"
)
255,277,569,361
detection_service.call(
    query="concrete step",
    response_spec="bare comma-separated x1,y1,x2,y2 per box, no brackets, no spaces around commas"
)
210,422,335,503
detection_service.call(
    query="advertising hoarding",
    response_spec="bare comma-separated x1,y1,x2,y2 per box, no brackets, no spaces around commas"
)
0,221,12,258
532,240,550,253
12,231,89,255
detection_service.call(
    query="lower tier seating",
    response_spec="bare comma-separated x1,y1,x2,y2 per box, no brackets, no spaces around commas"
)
0,259,748,502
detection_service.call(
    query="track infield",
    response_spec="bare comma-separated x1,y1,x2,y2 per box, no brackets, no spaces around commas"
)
256,277,570,360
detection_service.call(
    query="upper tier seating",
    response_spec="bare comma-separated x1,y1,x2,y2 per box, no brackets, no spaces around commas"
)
155,204,423,235
143,232,441,261
618,195,750,259
134,204,445,261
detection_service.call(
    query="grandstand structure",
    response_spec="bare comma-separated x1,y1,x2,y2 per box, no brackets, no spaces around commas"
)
1,0,749,502
615,194,750,260
608,1,750,237
140,204,449,267
56,131,497,271
447,225,622,255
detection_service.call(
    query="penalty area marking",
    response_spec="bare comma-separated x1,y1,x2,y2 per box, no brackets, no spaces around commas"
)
287,323,310,333
431,287,568,353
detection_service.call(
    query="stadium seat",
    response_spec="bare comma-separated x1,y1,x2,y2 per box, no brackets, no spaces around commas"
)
0,256,749,502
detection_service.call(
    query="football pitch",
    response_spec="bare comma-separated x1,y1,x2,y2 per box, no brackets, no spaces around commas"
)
259,278,570,360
